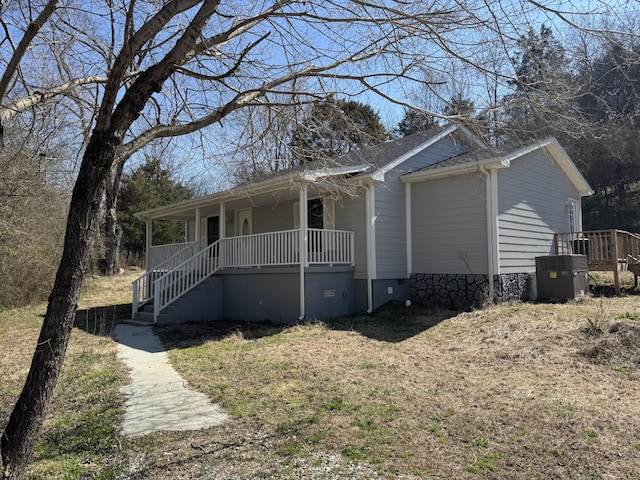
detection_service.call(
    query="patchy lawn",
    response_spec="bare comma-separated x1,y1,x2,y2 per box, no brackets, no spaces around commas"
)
0,270,138,479
2,270,640,479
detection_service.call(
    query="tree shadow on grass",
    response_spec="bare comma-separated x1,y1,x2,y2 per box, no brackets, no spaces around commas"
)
156,301,461,350
155,319,291,350
74,303,132,337
326,300,461,343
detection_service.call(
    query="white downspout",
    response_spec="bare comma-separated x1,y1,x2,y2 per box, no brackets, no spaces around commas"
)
480,166,496,302
299,185,308,320
365,182,376,313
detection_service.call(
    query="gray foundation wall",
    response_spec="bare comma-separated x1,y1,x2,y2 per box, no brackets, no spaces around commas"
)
223,268,301,322
409,272,529,310
353,278,412,313
157,266,358,324
305,269,355,320
156,275,224,324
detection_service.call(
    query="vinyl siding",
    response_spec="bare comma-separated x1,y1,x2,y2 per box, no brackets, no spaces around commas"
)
335,195,367,279
411,173,488,274
251,200,296,234
375,136,467,278
498,149,581,273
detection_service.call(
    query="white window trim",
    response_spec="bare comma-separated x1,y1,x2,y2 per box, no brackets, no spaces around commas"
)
568,198,581,233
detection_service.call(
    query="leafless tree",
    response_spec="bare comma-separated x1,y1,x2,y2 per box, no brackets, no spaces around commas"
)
0,0,636,478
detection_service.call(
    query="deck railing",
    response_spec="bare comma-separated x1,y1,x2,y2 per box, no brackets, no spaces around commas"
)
132,241,196,317
140,229,354,322
553,229,640,294
553,229,640,268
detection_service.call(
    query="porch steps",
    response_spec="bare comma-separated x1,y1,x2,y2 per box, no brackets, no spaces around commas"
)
124,317,154,326
133,275,223,324
132,302,155,324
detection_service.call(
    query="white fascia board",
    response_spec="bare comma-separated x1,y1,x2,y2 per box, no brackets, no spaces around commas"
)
371,124,488,182
400,157,508,184
499,137,593,197
371,124,460,181
539,138,594,197
302,164,369,181
136,164,371,221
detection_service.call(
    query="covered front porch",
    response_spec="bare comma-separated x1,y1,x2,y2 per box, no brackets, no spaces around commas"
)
132,176,363,323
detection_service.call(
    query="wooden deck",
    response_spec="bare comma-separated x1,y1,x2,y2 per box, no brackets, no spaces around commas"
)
553,229,640,294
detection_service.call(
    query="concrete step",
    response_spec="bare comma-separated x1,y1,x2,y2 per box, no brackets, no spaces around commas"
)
125,318,154,326
132,311,155,324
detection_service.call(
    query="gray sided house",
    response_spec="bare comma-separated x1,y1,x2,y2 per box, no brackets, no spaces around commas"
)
132,125,592,324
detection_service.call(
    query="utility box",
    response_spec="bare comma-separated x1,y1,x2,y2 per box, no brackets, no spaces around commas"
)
535,255,588,301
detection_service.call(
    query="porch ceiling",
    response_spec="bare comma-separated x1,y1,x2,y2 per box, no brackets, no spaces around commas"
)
137,174,364,222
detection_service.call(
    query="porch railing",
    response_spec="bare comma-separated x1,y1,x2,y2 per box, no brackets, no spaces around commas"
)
219,228,354,268
148,241,195,270
131,241,196,317
308,228,355,265
154,241,220,321
220,229,300,267
137,229,354,322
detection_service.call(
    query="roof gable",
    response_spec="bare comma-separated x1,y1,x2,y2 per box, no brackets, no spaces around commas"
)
369,124,487,180
136,124,488,220
400,137,593,197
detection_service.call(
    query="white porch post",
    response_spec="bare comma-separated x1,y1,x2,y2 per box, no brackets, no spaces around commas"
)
219,201,226,239
145,219,152,271
365,182,376,313
195,207,201,251
481,166,499,302
299,185,308,320
489,168,500,276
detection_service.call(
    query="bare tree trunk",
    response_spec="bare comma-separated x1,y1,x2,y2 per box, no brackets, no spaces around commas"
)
0,131,117,480
102,162,124,275
102,207,121,275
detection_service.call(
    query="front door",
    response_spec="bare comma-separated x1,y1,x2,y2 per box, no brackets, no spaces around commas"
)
237,209,252,236
207,216,220,245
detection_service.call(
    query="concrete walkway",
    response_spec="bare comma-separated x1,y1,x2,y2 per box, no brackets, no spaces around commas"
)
112,323,228,437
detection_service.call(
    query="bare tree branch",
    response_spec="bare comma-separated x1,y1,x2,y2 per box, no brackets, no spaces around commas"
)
0,0,59,103
0,75,112,124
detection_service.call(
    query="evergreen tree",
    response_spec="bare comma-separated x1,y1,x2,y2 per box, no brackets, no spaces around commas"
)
501,25,574,142
396,108,436,136
443,95,475,117
118,158,194,263
573,42,640,231
290,97,388,163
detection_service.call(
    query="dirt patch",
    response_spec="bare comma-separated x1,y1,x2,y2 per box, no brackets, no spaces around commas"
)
581,321,640,375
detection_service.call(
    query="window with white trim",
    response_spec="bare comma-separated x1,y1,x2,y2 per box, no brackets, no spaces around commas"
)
568,199,578,233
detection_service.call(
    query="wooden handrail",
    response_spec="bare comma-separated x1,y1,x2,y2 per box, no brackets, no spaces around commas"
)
552,229,640,295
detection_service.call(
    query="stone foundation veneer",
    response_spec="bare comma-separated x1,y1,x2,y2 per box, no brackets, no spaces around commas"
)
409,273,529,310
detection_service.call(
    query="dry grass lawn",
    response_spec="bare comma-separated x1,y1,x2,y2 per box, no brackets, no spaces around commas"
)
154,295,640,479
1,270,640,479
